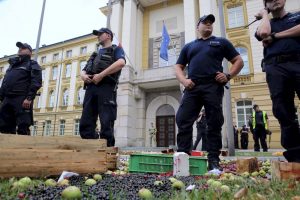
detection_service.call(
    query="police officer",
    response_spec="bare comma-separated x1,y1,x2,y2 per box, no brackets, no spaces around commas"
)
233,125,239,149
79,28,126,147
255,0,300,162
240,125,249,149
175,14,244,170
252,104,269,152
193,109,208,151
0,42,42,135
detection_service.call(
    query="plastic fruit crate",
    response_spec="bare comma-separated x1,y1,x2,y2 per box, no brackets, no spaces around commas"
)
189,157,207,175
129,153,173,173
129,153,208,175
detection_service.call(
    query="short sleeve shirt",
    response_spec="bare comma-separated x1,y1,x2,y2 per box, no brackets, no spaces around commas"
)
255,12,300,59
176,36,239,80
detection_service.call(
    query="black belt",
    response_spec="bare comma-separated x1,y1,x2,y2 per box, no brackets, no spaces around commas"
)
264,54,300,65
191,77,215,85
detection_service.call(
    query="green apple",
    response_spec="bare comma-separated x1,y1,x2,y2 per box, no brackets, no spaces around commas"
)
85,179,96,186
61,186,82,200
138,188,153,199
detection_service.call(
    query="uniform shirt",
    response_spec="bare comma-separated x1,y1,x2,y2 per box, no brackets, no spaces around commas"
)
0,57,42,99
176,36,239,80
255,11,300,59
255,111,268,126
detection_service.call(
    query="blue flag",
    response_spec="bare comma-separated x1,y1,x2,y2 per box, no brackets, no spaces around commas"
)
160,23,170,61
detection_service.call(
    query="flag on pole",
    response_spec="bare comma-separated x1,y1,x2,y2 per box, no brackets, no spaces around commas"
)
160,22,170,61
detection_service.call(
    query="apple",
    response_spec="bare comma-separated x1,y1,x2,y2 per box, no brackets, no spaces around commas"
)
251,171,259,177
45,179,57,187
61,186,82,200
154,180,163,186
207,179,215,186
85,179,96,186
241,172,250,178
93,174,102,181
168,177,177,183
211,181,222,189
172,180,185,190
220,185,230,193
19,177,32,186
58,179,69,186
138,188,153,199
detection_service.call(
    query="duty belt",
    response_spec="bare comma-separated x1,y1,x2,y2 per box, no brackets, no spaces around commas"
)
191,76,215,85
264,54,300,65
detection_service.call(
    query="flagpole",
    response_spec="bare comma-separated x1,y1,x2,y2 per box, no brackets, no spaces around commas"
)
34,0,46,61
113,33,135,68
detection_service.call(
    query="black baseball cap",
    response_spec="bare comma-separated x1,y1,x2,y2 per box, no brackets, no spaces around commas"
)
92,28,113,40
197,14,215,25
16,42,32,52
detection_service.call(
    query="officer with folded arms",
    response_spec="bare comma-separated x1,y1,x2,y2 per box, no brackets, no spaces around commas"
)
255,0,300,162
0,42,42,135
79,28,126,147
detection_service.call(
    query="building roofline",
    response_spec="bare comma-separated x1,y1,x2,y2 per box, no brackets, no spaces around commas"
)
0,33,94,60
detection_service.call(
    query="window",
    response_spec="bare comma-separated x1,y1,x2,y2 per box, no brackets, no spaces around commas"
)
77,87,85,105
53,53,59,61
44,120,51,136
80,46,87,54
42,69,46,80
66,50,72,58
80,61,87,71
74,119,80,136
228,5,245,28
65,64,71,78
62,89,69,106
236,47,250,75
31,121,38,136
236,100,253,128
49,90,55,107
52,66,58,80
36,95,42,108
41,56,46,64
59,120,65,136
158,47,177,67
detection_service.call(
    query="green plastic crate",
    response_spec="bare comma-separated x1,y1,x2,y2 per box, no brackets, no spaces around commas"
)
189,157,207,175
129,153,173,173
129,153,208,175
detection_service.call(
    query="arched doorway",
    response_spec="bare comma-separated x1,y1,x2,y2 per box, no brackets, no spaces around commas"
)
156,104,175,147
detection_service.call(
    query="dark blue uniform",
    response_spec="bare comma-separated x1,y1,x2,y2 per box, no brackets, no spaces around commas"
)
193,114,208,151
176,36,239,163
79,46,125,147
256,12,300,162
0,56,42,135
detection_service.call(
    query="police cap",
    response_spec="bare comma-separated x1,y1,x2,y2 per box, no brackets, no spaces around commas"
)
16,42,32,52
197,14,215,25
92,28,113,40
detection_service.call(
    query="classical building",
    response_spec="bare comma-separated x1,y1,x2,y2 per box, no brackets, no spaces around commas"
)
0,0,299,148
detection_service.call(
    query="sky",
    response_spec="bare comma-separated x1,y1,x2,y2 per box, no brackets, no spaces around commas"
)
0,0,107,57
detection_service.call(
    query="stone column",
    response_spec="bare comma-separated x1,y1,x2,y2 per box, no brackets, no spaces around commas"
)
183,0,199,43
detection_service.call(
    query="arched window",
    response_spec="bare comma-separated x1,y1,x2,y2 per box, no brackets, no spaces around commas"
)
236,47,250,75
63,89,69,106
236,100,252,128
77,87,85,105
49,90,55,107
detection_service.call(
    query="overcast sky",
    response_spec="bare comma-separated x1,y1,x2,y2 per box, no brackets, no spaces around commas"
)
0,0,107,57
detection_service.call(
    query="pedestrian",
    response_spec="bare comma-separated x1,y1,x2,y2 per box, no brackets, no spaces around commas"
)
0,42,42,135
193,109,208,151
240,125,249,149
79,27,126,147
255,0,300,161
233,125,239,149
175,14,244,170
251,104,269,152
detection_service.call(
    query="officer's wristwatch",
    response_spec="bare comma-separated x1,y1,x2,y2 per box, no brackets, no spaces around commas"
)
270,32,277,41
225,73,232,81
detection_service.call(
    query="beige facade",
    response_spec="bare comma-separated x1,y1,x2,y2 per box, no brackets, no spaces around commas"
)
0,0,299,148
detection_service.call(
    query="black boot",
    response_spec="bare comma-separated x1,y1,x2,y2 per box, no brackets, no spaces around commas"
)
208,161,222,171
